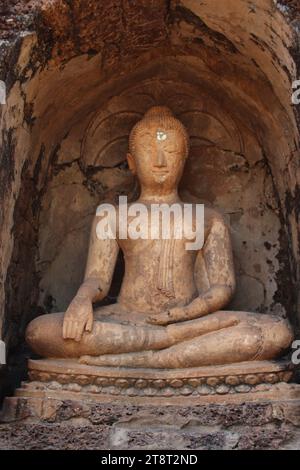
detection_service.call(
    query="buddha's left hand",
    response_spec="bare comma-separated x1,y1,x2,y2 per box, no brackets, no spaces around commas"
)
147,307,186,326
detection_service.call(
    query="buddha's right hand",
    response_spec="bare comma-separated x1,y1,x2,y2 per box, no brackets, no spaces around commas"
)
62,295,94,342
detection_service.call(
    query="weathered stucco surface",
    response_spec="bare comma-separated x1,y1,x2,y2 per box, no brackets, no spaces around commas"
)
1,397,300,450
0,0,300,403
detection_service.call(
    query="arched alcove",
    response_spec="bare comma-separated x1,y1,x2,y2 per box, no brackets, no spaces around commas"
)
36,67,293,318
0,0,299,394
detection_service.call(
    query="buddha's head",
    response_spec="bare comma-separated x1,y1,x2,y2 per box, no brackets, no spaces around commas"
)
127,106,189,192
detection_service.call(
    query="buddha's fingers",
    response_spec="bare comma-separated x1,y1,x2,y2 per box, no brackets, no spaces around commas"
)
148,301,210,326
70,321,77,339
85,313,93,332
147,311,171,325
63,319,73,339
147,306,203,326
74,322,85,342
62,320,67,339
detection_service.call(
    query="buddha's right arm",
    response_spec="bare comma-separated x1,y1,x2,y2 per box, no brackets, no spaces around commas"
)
63,216,119,340
75,215,119,303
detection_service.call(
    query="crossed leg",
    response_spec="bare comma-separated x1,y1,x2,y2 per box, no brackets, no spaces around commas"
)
79,314,292,368
26,305,293,368
26,306,239,359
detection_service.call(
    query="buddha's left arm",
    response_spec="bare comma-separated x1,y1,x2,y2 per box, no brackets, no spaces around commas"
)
190,215,236,315
148,215,236,325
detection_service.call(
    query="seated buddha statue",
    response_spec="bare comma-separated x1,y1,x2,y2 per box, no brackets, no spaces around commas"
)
26,106,294,369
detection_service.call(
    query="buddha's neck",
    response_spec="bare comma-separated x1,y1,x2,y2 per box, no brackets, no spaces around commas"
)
139,188,180,204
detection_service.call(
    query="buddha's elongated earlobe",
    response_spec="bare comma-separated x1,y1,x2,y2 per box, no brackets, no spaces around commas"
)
127,153,137,175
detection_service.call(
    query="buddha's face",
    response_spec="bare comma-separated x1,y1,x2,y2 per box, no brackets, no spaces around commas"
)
128,120,188,192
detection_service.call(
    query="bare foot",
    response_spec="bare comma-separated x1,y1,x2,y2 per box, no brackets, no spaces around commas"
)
79,354,118,366
79,355,92,364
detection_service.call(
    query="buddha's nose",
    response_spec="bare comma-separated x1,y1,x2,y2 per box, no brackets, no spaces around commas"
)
154,147,167,167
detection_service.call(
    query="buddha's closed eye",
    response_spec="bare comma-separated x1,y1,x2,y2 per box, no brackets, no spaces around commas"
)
164,148,179,156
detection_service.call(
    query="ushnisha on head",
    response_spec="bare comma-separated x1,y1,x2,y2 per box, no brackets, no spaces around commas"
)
127,106,190,191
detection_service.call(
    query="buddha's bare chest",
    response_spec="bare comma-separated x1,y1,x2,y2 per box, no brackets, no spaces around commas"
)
118,237,197,301
116,206,209,308
118,237,198,265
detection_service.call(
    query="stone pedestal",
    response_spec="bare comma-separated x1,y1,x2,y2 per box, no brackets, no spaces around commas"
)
0,358,300,449
22,358,296,402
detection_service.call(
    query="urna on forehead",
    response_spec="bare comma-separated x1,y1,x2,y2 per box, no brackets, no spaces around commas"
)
129,105,190,155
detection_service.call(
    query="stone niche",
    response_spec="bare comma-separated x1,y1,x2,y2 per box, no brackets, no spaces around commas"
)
0,0,300,399
36,72,291,316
